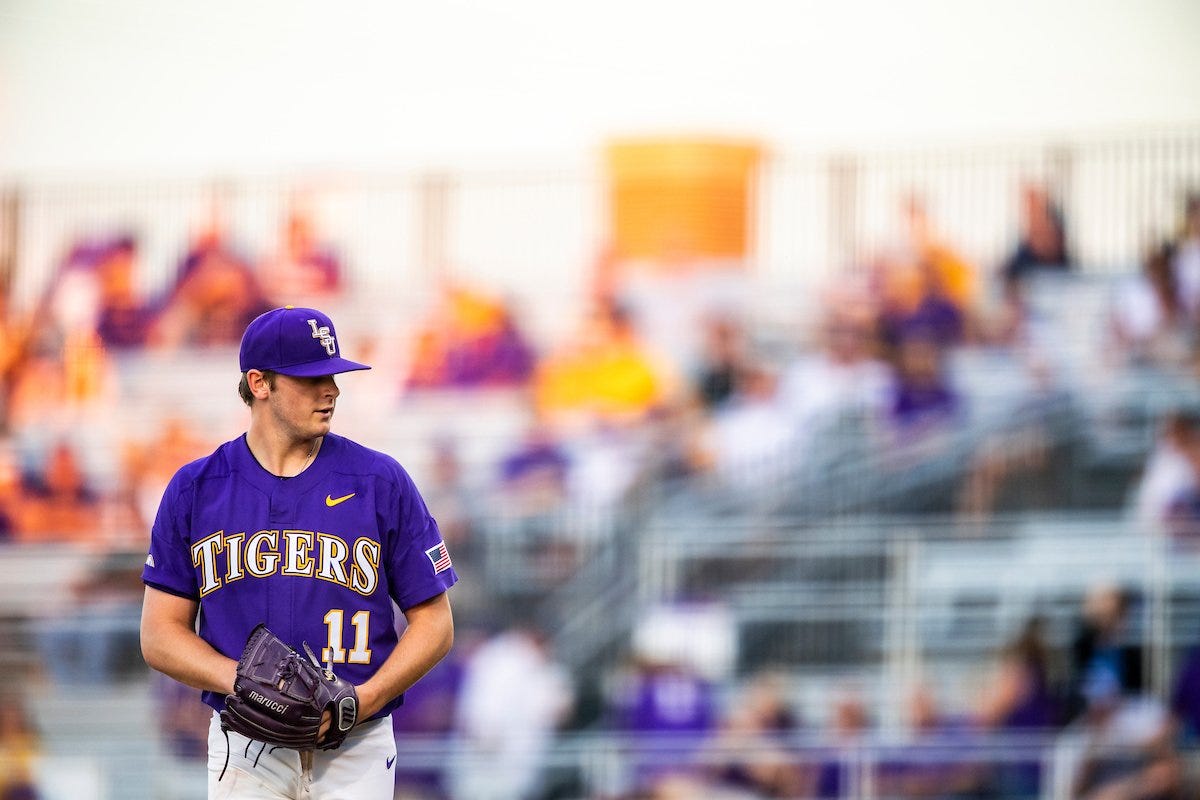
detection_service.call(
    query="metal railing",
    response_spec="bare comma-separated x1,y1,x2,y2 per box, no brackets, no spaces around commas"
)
4,129,1200,331
386,729,1194,800
622,512,1200,712
24,676,1200,800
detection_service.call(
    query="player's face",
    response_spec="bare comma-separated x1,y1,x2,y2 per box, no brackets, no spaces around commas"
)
267,373,340,441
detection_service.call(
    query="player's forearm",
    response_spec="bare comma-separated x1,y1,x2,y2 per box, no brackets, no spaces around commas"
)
356,593,454,720
141,586,238,694
141,617,238,695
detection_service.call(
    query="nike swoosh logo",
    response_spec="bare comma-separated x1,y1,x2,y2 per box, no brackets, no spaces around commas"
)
386,755,396,769
326,493,356,507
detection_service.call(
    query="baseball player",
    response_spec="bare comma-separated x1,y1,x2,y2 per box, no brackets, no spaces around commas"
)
140,306,457,799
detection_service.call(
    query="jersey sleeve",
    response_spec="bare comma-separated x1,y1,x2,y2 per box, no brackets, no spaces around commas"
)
141,468,201,599
384,462,458,610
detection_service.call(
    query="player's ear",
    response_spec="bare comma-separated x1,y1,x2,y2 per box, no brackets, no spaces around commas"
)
248,370,272,400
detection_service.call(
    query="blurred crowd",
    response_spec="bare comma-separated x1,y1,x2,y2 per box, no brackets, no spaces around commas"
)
6,185,1200,548
5,180,1200,799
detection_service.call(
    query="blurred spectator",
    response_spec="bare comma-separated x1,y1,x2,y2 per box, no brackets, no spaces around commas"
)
17,439,101,543
94,235,154,350
149,222,270,348
705,671,809,798
776,292,891,439
900,193,978,312
1109,241,1193,370
1170,640,1200,744
0,285,31,435
0,441,22,540
814,687,871,799
257,205,345,305
115,415,210,535
562,418,649,518
534,298,671,430
61,328,113,409
878,256,967,351
875,682,987,799
405,283,535,391
1058,672,1181,800
873,194,975,350
406,328,449,390
449,626,572,800
976,616,1059,732
606,651,719,797
1156,418,1200,547
495,418,571,518
1132,410,1200,535
1003,182,1072,285
27,237,105,355
693,363,794,490
883,335,961,440
1170,192,1200,318
7,254,117,430
5,341,114,434
1067,584,1144,723
607,654,718,738
692,315,751,412
609,657,720,738
0,693,40,800
446,299,535,388
3,349,58,435
974,617,1059,797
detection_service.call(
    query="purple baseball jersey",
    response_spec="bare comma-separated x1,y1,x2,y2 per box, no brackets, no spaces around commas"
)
142,432,457,719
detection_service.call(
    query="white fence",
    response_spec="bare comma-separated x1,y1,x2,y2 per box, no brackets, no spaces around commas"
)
4,129,1200,343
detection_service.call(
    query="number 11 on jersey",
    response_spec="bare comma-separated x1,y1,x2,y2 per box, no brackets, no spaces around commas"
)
322,609,373,664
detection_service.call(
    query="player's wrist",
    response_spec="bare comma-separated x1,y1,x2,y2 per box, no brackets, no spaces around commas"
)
353,681,386,721
219,657,238,695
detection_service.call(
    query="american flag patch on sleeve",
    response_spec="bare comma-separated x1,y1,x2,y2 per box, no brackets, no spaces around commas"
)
425,541,453,574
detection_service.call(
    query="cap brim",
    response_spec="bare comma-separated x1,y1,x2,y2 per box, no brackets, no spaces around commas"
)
272,358,372,377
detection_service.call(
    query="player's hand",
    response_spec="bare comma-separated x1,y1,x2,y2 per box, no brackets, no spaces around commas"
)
220,624,359,751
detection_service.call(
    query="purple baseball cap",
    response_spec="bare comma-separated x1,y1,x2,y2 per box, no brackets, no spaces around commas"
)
238,306,371,377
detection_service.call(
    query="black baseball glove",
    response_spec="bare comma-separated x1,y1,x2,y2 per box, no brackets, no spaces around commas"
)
220,623,359,751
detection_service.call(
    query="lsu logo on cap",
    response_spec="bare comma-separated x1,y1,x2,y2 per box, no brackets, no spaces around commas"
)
308,319,336,356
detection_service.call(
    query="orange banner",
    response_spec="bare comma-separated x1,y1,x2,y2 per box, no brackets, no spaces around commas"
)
606,138,762,263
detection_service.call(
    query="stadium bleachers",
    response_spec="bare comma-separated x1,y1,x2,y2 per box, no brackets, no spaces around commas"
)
6,131,1200,799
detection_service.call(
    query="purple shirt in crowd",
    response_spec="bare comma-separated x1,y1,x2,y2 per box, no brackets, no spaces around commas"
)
142,432,457,720
1172,647,1200,738
890,383,959,429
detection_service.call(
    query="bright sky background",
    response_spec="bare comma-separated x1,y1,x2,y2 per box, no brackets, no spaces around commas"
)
2,0,1199,179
